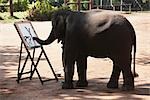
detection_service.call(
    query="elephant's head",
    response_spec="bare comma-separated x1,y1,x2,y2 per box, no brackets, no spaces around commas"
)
33,10,71,45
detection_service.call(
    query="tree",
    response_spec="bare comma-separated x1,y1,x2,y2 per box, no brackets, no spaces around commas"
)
10,0,13,16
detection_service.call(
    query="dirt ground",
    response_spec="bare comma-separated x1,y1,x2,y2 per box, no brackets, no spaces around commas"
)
0,11,150,100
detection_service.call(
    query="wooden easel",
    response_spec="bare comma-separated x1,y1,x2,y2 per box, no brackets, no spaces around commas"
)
14,21,58,84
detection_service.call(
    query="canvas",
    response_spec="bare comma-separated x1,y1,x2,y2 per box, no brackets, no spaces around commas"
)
15,21,40,49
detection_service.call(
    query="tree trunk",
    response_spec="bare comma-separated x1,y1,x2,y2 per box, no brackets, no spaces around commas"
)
10,0,13,16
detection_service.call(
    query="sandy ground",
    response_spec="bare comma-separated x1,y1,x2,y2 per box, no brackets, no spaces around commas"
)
0,12,150,100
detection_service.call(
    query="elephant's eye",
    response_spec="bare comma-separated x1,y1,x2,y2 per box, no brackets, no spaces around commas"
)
55,18,59,26
52,20,58,27
52,18,57,27
52,22,56,27
52,17,59,28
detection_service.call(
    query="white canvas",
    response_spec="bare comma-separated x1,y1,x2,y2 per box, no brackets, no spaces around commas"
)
17,23,40,48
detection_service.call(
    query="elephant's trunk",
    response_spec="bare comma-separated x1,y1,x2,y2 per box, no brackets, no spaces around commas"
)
34,30,57,45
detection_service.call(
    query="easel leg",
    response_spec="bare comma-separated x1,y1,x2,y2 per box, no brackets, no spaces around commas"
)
41,46,58,81
17,42,30,83
17,42,58,84
17,42,23,83
30,48,35,80
30,50,43,84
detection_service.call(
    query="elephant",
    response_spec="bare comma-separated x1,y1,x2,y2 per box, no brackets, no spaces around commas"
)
33,9,138,91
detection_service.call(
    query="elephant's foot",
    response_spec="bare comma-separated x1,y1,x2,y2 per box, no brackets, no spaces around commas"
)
122,84,134,91
107,81,118,89
122,75,134,91
76,80,88,88
62,82,73,89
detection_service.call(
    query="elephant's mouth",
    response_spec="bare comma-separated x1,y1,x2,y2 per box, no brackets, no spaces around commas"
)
60,38,65,49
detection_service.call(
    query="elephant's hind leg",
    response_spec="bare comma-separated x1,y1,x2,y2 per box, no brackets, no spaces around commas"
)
117,54,134,91
121,62,134,91
76,56,88,88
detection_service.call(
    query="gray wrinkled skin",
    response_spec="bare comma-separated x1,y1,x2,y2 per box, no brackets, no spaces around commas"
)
33,9,137,91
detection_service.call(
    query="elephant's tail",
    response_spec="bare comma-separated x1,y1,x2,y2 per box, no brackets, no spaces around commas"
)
126,18,138,77
132,28,139,77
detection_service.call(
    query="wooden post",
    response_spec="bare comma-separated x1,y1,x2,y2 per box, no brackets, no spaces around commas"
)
89,0,92,10
110,0,112,6
129,4,131,13
100,0,102,8
77,0,81,11
64,0,67,5
10,0,13,16
120,0,122,11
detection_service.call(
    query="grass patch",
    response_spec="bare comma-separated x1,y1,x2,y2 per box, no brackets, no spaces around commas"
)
0,11,28,23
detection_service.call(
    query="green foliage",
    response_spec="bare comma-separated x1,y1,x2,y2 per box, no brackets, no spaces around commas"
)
27,0,70,21
0,0,8,3
68,0,77,10
0,12,28,23
66,0,89,10
142,0,150,10
80,0,89,10
142,0,150,3
48,0,55,4
13,0,29,12
112,0,120,3
0,5,9,12
27,0,53,21
35,0,53,13
0,16,3,20
0,0,9,12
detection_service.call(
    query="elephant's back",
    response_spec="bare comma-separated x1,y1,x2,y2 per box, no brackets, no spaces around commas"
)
84,12,134,56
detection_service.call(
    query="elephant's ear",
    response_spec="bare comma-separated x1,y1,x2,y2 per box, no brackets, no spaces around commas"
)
54,15,66,43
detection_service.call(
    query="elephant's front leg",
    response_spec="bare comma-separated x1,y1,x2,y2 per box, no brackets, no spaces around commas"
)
76,56,88,87
62,46,75,89
62,59,75,89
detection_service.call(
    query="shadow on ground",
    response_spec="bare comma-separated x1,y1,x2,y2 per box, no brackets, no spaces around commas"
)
0,45,150,100
136,54,150,66
0,77,149,100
